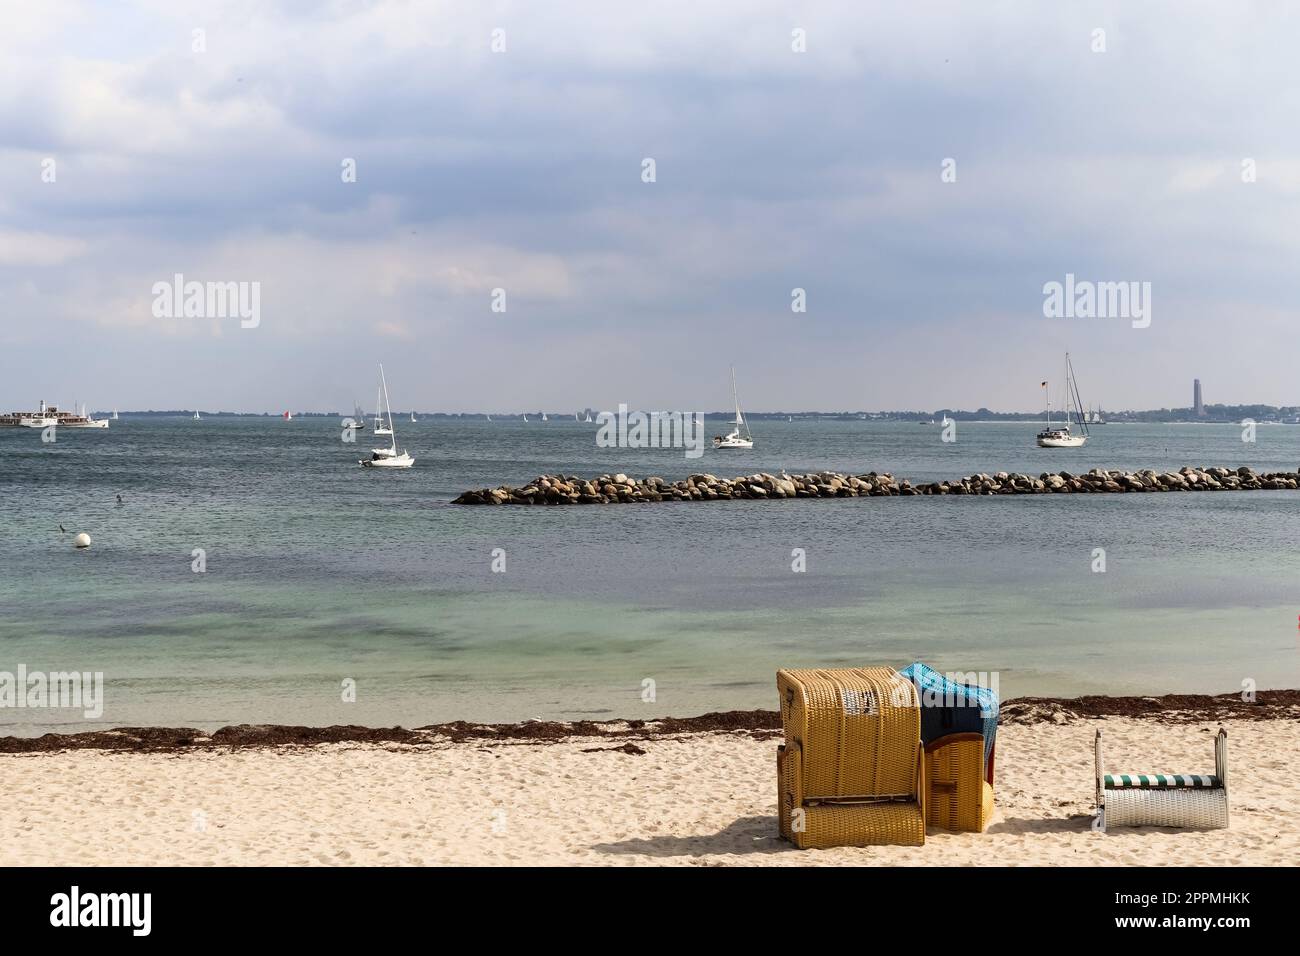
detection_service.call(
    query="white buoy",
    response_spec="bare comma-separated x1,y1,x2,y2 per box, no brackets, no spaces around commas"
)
74,533,91,549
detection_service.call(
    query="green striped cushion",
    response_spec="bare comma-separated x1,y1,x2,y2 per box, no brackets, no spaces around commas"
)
1104,773,1220,789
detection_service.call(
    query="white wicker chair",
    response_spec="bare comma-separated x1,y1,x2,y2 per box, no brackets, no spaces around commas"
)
1095,727,1228,830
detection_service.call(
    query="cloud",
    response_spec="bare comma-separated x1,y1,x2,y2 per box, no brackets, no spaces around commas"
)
0,230,87,266
2,1,1300,410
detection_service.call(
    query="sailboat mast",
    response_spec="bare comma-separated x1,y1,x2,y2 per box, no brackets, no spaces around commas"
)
1068,352,1089,436
379,364,396,444
1064,354,1071,427
730,365,748,438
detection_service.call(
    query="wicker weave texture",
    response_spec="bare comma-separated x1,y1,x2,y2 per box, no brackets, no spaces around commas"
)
779,740,926,848
924,733,993,832
1096,728,1229,830
777,668,920,799
1105,788,1228,829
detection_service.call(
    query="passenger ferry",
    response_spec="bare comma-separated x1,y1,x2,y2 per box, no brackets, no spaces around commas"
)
0,400,110,429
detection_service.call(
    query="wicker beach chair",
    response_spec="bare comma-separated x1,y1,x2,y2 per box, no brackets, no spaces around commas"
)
776,668,926,848
924,733,995,832
1095,727,1229,830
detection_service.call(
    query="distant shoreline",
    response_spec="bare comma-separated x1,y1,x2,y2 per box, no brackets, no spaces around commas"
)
45,410,1300,424
1,690,1294,753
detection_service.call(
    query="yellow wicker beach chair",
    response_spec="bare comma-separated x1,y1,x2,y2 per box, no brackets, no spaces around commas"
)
1095,727,1229,830
776,668,926,848
924,733,995,832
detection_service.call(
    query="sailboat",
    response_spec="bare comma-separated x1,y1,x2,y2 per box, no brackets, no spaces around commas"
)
487,414,493,423
372,385,393,435
360,364,414,468
111,409,119,421
193,410,201,421
584,411,593,423
713,366,754,449
351,402,367,431
410,411,418,423
523,413,529,422
541,412,548,422
283,410,292,421
1036,353,1089,448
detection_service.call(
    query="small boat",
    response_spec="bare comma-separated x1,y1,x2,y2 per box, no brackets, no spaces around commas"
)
713,366,754,449
361,448,414,467
111,409,119,420
194,410,202,421
359,364,414,469
1037,353,1089,448
523,414,528,423
351,402,367,431
283,410,292,421
410,412,418,423
487,414,493,423
584,412,593,423
541,412,548,422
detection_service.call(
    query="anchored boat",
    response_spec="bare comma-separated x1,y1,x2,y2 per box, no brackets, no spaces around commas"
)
360,364,414,469
713,366,754,450
1037,353,1089,448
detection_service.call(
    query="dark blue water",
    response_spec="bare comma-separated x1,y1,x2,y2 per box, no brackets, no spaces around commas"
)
1,417,1297,734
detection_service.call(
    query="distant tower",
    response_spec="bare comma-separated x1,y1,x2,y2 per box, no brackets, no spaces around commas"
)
1194,379,1205,417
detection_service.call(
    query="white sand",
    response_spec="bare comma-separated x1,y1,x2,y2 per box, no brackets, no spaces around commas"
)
0,717,1294,865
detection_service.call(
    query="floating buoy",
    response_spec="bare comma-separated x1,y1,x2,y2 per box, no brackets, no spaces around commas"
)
74,533,91,549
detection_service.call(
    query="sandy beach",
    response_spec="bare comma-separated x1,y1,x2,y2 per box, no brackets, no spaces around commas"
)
0,694,1296,866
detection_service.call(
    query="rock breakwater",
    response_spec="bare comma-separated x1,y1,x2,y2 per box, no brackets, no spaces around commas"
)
452,465,1300,505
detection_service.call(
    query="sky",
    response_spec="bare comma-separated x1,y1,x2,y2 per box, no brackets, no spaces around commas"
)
1,1,1298,414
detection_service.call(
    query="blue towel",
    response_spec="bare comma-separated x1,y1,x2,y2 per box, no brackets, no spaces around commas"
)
899,662,999,763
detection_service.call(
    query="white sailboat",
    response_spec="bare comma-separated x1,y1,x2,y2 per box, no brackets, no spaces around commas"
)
193,410,201,421
584,411,593,423
487,414,493,423
1036,353,1089,448
360,364,414,468
522,413,529,422
541,412,548,422
111,408,119,421
713,366,754,449
372,385,392,436
410,411,418,423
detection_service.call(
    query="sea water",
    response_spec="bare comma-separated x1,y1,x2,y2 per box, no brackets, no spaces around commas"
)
1,417,1297,734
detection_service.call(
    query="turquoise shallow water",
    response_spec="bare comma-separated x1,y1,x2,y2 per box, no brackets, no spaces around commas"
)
1,417,1298,734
